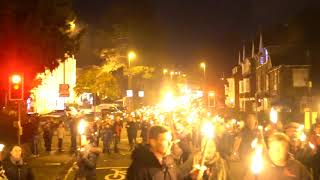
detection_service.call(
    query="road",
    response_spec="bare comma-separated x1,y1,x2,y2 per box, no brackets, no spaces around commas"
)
64,132,133,180
28,127,244,180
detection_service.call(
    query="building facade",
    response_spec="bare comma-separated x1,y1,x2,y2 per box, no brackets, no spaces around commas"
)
225,34,316,128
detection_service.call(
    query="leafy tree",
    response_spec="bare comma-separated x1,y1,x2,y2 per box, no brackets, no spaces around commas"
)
74,66,121,100
0,0,83,74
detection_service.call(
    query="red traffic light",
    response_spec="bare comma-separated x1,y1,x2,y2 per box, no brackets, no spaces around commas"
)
11,74,22,84
9,73,24,101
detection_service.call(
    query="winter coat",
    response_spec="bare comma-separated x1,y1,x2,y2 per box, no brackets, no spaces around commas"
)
127,144,179,180
75,145,100,180
126,122,138,136
2,157,34,180
113,122,122,136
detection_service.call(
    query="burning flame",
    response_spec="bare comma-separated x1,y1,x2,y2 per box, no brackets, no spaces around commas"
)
78,119,87,135
201,121,215,138
251,145,264,174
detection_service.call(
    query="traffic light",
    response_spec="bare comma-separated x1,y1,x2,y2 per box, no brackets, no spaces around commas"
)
9,74,24,101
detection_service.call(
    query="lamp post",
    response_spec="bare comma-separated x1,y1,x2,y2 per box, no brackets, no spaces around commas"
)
163,69,168,75
127,51,136,111
200,62,206,81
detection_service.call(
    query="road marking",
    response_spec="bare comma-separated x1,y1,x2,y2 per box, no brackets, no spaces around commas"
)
44,162,62,166
63,163,76,180
97,167,128,170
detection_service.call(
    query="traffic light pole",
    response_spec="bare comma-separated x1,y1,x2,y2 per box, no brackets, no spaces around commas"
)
17,101,21,145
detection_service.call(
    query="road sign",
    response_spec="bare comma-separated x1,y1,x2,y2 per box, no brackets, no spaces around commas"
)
138,91,144,97
59,84,70,97
126,90,133,97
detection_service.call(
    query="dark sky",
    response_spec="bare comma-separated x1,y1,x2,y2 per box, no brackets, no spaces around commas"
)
74,0,317,79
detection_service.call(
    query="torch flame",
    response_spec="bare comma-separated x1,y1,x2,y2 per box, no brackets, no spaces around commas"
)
0,144,5,151
78,119,87,135
201,121,215,138
309,142,315,149
251,145,264,174
270,107,278,124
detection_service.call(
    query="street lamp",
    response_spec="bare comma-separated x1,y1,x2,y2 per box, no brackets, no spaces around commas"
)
170,71,174,80
127,51,137,111
163,69,168,75
128,51,136,69
200,62,206,81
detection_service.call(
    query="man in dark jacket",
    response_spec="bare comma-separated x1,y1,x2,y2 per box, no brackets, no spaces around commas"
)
140,119,150,144
126,117,138,150
2,145,34,180
43,120,53,153
75,140,101,180
113,116,123,153
127,125,179,180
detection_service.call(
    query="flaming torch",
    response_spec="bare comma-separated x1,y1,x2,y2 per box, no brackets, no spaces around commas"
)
196,121,215,180
78,119,88,146
270,107,278,124
251,138,264,179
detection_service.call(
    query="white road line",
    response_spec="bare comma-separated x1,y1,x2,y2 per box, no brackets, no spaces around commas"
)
44,162,62,166
96,167,128,170
63,163,76,180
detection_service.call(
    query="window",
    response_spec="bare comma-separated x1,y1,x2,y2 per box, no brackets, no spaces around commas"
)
239,80,243,93
257,75,261,92
243,78,250,93
292,69,309,87
273,71,278,90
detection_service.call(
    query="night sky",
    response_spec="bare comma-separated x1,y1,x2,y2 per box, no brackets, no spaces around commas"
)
74,0,318,79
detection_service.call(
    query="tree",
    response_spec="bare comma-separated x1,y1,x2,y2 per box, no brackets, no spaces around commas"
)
74,66,121,100
0,0,84,85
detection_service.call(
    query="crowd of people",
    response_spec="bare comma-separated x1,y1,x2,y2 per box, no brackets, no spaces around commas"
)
0,102,320,179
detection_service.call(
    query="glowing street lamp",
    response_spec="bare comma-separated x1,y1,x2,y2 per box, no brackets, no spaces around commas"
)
128,51,136,68
163,69,168,75
170,71,174,80
200,62,206,80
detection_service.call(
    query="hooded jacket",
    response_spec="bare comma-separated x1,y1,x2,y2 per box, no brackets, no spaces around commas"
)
2,157,34,180
127,144,179,180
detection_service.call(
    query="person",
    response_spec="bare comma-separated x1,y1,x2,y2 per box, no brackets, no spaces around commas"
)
2,145,34,180
113,116,122,153
127,125,179,180
74,138,101,180
43,120,53,153
30,118,40,157
0,144,7,180
57,122,66,152
245,132,311,180
140,118,150,144
126,117,138,150
237,114,259,160
101,120,113,154
70,118,78,153
308,122,320,179
190,139,229,180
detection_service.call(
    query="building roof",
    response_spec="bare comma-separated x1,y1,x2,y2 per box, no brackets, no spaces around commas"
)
266,45,311,66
